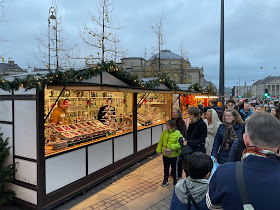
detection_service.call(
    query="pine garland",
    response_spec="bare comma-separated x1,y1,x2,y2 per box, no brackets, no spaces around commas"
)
188,83,203,92
0,61,181,92
0,133,16,205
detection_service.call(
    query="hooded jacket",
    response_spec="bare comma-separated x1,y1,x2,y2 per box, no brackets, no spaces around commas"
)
170,178,209,210
156,128,182,158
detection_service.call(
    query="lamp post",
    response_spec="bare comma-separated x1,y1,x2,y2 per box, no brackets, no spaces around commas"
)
219,0,225,107
48,7,57,69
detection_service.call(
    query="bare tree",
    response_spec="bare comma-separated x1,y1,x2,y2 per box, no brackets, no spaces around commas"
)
0,0,9,61
80,0,123,63
150,8,165,75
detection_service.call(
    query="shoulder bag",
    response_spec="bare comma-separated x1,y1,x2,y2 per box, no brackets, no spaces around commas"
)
236,161,255,210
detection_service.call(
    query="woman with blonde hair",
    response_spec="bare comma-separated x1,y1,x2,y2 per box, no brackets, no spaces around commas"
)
211,109,244,164
203,109,221,156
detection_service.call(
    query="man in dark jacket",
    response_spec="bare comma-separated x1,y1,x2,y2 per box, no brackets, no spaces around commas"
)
210,100,222,111
207,113,280,210
239,102,254,121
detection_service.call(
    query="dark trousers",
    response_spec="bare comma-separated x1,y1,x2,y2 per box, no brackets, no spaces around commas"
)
177,157,183,178
163,156,178,181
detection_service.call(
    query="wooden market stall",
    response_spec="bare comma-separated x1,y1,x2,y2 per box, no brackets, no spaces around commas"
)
0,71,178,209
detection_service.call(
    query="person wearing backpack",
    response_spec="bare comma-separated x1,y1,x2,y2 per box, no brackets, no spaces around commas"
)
170,152,213,210
206,113,280,210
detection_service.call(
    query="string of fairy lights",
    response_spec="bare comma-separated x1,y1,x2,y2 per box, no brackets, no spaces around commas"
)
0,61,214,93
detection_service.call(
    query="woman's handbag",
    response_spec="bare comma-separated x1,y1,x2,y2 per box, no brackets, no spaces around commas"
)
163,148,173,156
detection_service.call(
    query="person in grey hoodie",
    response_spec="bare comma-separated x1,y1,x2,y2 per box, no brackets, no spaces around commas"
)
170,152,213,210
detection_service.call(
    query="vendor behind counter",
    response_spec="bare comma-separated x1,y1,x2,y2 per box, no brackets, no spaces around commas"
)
51,99,72,125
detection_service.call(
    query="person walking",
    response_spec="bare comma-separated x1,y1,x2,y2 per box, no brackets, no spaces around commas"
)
156,120,182,186
211,109,244,164
203,109,221,156
207,113,280,209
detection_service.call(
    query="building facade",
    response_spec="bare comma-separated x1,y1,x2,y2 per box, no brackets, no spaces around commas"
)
232,76,280,100
121,50,204,86
0,61,26,76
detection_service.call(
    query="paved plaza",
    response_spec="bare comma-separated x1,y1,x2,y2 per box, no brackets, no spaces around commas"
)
53,154,176,210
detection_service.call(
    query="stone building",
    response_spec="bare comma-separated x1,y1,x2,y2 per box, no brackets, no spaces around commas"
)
232,76,280,100
0,61,26,76
120,50,204,86
252,76,280,100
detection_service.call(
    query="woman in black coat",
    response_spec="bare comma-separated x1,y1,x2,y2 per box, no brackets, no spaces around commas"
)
211,109,244,164
185,106,207,153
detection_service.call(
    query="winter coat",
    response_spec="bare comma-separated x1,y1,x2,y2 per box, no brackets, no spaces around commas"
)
228,133,246,162
207,156,280,210
156,129,182,158
186,118,207,153
174,117,187,137
211,123,244,164
170,178,209,210
239,108,254,121
203,119,221,156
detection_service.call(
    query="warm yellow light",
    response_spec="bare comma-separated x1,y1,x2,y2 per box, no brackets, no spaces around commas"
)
195,96,208,99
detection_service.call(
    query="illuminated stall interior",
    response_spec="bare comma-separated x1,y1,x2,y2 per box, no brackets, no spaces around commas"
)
44,88,133,156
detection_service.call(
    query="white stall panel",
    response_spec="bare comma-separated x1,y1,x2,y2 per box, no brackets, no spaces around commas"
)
14,100,37,160
114,133,133,162
46,148,86,194
88,140,113,174
14,87,36,95
0,101,12,122
0,89,12,95
137,128,152,152
152,125,163,145
15,158,37,185
7,183,37,205
0,124,13,167
162,123,166,131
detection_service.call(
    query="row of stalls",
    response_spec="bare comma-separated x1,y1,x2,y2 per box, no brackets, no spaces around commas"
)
0,71,217,209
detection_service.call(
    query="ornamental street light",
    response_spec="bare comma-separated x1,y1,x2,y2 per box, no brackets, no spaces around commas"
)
48,7,58,69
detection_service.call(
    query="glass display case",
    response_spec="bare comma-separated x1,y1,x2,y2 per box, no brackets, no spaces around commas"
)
44,89,133,155
137,93,171,130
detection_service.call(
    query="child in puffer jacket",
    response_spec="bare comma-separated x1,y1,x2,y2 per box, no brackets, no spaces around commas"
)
156,120,182,186
170,152,213,210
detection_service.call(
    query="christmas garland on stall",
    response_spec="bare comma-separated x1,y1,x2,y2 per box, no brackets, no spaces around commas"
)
143,75,180,90
0,61,181,92
188,83,203,92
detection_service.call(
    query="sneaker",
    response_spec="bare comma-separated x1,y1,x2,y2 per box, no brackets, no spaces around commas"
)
162,180,169,187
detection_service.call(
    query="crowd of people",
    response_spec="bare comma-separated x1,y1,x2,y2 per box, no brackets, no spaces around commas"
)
155,99,280,210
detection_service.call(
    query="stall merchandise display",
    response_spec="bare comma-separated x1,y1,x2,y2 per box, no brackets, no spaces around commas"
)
137,93,171,129
45,89,133,155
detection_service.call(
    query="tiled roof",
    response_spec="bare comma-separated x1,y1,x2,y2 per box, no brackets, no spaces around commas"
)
0,63,25,72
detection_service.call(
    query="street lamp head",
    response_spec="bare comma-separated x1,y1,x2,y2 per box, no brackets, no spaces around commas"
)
50,13,56,19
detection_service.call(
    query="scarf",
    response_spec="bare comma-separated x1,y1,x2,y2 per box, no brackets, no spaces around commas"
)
175,178,209,205
242,146,280,161
222,120,237,150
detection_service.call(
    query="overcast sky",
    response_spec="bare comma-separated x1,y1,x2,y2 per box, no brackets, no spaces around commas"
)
1,0,280,87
